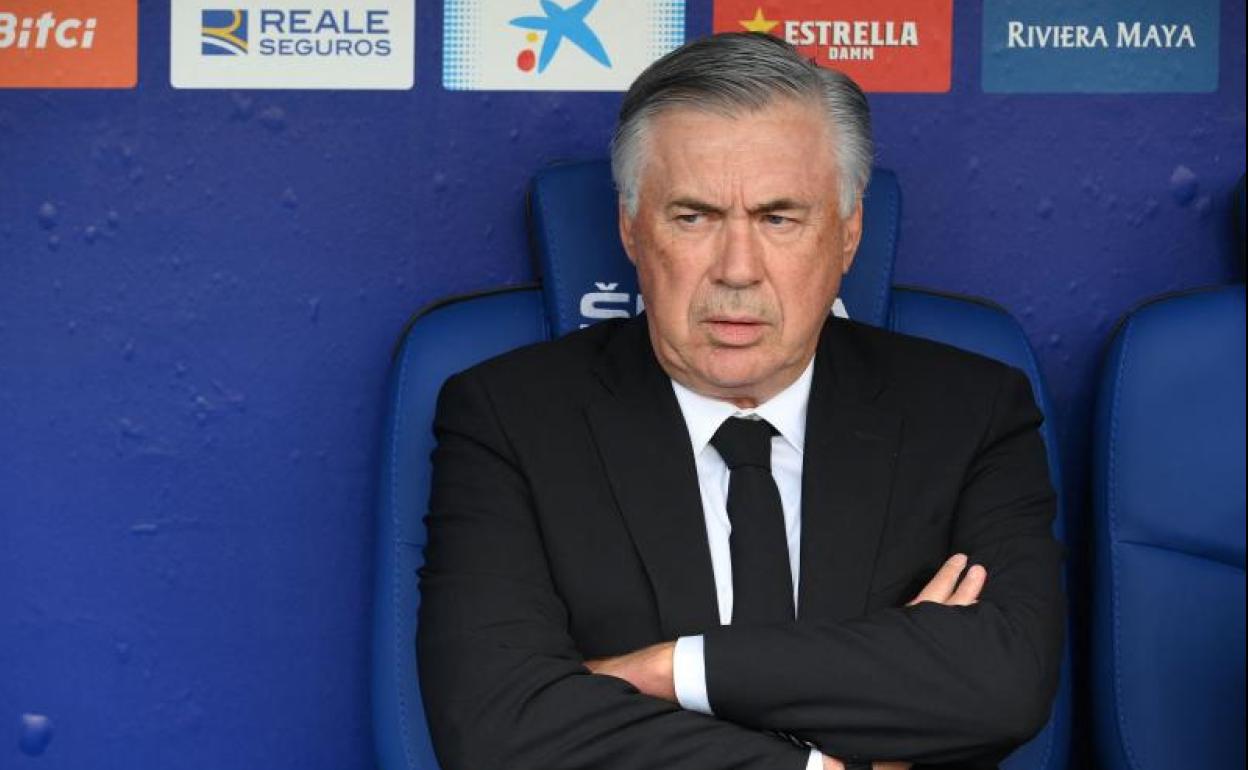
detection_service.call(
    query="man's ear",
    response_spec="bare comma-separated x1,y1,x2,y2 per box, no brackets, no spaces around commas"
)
839,200,864,276
618,201,639,266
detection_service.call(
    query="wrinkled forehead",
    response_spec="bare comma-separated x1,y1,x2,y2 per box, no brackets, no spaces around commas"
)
640,100,839,203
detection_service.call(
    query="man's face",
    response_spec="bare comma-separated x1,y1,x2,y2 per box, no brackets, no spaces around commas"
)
619,99,863,406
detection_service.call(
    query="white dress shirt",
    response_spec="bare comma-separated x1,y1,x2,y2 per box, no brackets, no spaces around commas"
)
669,358,824,770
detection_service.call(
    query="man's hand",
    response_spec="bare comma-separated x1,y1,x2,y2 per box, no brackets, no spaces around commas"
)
585,554,985,761
906,553,986,607
584,641,678,703
819,554,988,770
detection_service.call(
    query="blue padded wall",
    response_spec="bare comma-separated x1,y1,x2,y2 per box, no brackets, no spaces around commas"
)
0,2,1243,769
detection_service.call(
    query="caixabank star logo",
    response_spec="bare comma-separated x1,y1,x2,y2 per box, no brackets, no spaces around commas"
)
444,0,685,91
201,9,248,56
713,1,953,93
510,0,611,75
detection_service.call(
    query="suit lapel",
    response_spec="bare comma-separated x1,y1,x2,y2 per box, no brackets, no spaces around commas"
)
799,318,903,622
584,319,721,638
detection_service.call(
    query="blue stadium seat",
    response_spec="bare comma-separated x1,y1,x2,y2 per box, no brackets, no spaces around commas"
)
372,161,1071,770
372,285,546,770
1090,196,1246,767
1236,173,1245,244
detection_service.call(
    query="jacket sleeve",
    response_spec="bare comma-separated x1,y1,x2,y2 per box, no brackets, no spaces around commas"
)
702,365,1065,766
417,370,813,770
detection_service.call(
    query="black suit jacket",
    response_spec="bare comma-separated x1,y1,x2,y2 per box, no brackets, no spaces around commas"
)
417,314,1064,770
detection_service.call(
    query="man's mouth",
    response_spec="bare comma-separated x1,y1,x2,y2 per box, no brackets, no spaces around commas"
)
703,317,768,345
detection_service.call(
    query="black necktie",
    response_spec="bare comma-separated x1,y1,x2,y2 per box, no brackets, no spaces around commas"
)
710,416,796,625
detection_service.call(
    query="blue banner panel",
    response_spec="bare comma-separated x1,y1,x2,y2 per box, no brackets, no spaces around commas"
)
983,0,1220,93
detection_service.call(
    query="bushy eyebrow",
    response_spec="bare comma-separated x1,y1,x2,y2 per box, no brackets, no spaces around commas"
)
666,197,812,215
666,197,722,215
751,198,810,215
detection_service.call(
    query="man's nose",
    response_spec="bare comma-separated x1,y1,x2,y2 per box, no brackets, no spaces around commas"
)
713,215,764,288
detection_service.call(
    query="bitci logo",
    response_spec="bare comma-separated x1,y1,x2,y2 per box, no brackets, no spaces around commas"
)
0,0,136,88
201,9,248,56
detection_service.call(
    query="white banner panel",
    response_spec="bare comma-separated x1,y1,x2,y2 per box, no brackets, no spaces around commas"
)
444,0,685,91
171,0,414,89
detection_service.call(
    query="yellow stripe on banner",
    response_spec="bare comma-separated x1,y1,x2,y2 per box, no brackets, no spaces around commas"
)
203,9,247,51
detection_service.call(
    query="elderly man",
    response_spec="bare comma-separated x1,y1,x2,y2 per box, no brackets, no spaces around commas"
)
418,32,1063,770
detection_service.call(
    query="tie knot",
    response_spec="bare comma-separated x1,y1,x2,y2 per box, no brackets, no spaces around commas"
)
711,416,776,471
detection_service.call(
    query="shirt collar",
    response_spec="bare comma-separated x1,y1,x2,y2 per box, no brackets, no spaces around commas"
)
670,356,814,455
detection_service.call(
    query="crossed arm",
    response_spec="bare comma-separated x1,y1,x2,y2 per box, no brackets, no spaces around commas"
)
587,554,989,770
418,366,1063,769
419,371,816,769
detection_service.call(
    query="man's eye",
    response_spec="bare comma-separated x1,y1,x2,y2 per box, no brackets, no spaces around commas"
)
675,213,704,225
763,214,792,226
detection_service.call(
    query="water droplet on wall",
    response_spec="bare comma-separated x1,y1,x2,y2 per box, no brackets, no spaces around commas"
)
1168,164,1198,205
259,106,287,132
231,92,254,120
19,713,53,756
37,202,58,229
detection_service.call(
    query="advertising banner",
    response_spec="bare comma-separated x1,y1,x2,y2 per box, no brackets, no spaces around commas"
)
443,0,685,91
712,1,953,93
170,0,415,89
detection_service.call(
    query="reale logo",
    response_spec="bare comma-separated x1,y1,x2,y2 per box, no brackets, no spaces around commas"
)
201,9,248,56
170,1,415,90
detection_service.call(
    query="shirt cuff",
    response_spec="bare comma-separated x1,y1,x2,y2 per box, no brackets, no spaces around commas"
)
672,635,712,715
805,749,824,770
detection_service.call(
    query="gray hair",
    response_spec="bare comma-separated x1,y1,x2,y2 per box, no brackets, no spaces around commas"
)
610,32,873,219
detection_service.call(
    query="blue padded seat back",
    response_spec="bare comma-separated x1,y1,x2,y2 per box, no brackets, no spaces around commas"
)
889,289,1065,539
889,287,1071,770
529,160,899,337
1236,174,1245,246
1093,285,1246,770
372,287,547,770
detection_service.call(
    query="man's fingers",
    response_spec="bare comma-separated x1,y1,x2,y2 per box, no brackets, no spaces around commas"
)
906,553,968,606
905,555,987,608
947,564,986,606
